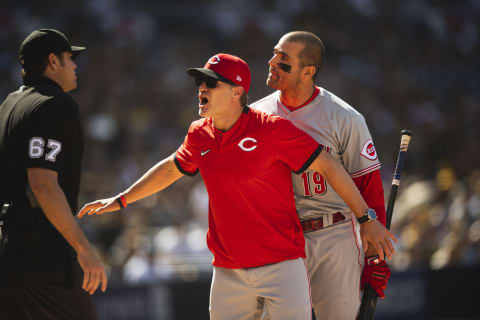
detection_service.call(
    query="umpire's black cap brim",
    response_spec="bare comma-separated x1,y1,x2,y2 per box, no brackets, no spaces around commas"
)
71,46,86,59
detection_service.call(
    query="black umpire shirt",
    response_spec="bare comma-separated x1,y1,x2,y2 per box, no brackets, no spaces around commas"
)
0,75,84,285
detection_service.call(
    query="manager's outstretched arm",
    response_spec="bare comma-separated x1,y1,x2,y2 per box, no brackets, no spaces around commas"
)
78,154,183,218
308,151,398,260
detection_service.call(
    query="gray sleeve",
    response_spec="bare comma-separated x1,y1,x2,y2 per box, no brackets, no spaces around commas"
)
339,114,380,177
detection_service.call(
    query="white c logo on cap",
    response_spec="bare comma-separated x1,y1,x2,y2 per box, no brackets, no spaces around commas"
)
209,55,220,64
238,137,257,151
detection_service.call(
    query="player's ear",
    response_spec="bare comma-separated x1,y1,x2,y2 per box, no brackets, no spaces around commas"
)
303,65,316,79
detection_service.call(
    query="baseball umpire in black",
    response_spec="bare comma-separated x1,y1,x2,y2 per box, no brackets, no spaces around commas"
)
0,29,107,319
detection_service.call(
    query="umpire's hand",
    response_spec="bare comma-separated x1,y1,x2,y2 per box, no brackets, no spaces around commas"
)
77,246,108,295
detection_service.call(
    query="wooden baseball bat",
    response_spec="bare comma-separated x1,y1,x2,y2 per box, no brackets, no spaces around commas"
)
357,130,413,320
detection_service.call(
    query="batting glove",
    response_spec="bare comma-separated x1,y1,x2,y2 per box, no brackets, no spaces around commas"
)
361,255,391,299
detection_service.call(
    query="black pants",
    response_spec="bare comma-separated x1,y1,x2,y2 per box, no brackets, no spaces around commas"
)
0,272,97,320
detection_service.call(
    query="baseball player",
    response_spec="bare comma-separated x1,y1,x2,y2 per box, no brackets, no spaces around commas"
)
251,31,392,319
78,53,396,320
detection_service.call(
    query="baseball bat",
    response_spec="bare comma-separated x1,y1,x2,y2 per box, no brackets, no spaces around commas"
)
357,130,413,320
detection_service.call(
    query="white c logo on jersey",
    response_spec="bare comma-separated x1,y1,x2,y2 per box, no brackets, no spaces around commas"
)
360,139,377,160
209,55,220,64
238,137,257,151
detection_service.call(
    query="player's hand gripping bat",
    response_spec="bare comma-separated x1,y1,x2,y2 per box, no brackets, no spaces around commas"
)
357,130,413,320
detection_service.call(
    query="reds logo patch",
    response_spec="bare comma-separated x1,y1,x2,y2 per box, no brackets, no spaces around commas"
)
361,139,377,160
209,55,220,64
238,137,257,151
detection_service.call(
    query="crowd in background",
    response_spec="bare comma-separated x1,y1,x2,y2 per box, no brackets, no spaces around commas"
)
1,0,479,286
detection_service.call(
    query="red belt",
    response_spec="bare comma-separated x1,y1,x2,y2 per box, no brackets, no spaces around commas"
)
301,213,345,233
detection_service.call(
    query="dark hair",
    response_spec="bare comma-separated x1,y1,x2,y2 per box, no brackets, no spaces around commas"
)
240,91,248,108
21,51,66,79
283,31,325,80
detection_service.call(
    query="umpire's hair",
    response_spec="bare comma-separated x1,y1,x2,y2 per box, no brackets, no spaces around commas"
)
282,31,325,80
21,51,66,79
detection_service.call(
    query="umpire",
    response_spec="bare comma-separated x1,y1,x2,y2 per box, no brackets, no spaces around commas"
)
0,29,106,319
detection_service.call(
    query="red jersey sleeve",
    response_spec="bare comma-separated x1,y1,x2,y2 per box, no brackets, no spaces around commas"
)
352,169,386,226
174,129,199,177
271,117,322,174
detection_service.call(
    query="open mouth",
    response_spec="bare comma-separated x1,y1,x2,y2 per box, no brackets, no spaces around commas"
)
269,68,279,77
200,97,209,106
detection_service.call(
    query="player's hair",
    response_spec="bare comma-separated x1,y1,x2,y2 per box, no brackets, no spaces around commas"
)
282,31,325,80
21,51,66,79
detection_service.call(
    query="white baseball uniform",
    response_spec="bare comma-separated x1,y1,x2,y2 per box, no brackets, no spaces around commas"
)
251,86,381,319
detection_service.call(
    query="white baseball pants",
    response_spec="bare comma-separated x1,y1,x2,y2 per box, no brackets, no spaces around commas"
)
210,258,312,320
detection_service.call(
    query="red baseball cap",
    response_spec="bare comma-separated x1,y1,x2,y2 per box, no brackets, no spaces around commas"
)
187,53,251,94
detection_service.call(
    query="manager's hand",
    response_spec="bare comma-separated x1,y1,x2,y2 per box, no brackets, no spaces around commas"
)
77,197,120,218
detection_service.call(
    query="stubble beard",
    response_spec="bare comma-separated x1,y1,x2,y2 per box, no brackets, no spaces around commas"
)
266,74,280,90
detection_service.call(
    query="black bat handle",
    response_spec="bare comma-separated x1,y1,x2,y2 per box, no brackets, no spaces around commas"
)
357,130,413,320
358,287,379,319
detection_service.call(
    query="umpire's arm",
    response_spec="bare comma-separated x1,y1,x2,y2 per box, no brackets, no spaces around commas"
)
308,151,398,260
28,167,107,295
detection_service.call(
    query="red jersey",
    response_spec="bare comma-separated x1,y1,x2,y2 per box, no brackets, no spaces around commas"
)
175,108,322,269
